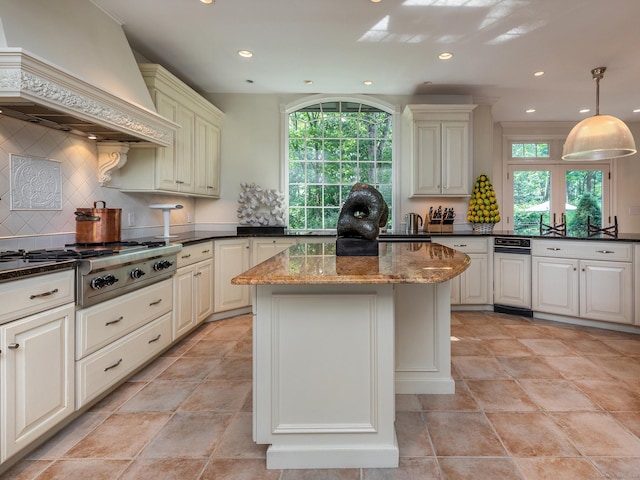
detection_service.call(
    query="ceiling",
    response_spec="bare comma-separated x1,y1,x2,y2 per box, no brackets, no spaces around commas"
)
92,0,640,123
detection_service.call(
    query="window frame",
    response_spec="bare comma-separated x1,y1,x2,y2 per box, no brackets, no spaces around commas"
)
281,94,399,232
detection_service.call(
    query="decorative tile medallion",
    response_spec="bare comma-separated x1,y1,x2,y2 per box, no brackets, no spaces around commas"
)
10,154,63,210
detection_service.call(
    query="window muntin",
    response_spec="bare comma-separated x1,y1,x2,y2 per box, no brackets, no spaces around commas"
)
287,101,393,231
511,142,550,158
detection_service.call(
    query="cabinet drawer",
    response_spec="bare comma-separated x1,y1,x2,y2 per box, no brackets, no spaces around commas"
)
177,241,213,268
434,237,489,254
76,278,172,359
0,270,75,325
532,240,631,261
75,312,172,408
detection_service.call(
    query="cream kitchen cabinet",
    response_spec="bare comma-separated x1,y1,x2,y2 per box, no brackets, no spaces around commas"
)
214,238,251,313
403,104,476,196
532,240,633,325
251,237,296,266
435,237,490,305
115,63,223,198
0,270,75,463
174,241,214,339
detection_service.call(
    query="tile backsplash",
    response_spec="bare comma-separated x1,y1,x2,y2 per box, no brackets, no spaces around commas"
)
0,116,196,248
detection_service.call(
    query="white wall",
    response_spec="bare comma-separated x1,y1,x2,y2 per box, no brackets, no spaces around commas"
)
197,93,495,233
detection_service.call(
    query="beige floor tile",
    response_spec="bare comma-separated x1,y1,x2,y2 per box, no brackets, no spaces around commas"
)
395,411,434,457
572,378,640,411
206,356,253,381
563,338,622,357
515,457,601,479
213,412,267,459
180,380,251,412
588,356,640,382
139,412,232,458
450,337,490,356
33,459,130,479
589,457,640,479
438,457,524,480
487,412,579,457
550,411,640,456
128,355,178,381
118,380,200,412
363,457,441,480
497,356,563,379
424,412,506,457
466,324,514,339
600,338,640,356
481,338,533,356
518,339,575,356
281,468,361,480
199,458,281,480
26,412,109,460
544,356,613,379
611,411,640,437
88,381,147,412
155,357,222,381
518,379,599,411
119,458,207,480
395,394,422,412
64,413,171,458
501,324,555,339
465,379,538,411
183,337,240,358
451,356,509,379
0,460,51,480
418,381,479,411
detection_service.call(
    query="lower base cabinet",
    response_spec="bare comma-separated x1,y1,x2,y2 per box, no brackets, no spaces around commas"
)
214,238,250,313
1,303,75,462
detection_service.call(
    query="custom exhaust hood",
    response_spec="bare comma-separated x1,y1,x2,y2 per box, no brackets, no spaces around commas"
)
0,0,178,183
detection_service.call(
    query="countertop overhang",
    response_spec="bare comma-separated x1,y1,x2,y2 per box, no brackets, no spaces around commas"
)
232,241,470,285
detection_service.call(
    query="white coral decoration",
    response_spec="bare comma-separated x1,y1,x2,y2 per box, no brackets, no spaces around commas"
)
237,182,286,226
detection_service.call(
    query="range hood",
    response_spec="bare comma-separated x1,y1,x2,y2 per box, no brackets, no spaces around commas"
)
0,49,175,146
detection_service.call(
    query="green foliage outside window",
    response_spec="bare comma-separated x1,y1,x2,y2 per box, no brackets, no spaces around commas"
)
287,102,393,230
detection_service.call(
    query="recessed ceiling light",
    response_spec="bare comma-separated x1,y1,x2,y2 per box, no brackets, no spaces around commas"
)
238,50,253,58
534,71,545,77
633,108,640,113
200,0,213,4
438,52,453,60
363,80,373,86
579,108,590,114
370,0,382,3
525,108,536,113
87,134,97,140
304,80,313,85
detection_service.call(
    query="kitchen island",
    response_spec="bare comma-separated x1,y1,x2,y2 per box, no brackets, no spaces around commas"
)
232,241,469,469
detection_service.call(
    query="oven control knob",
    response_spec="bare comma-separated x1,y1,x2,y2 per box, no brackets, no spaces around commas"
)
153,260,173,271
130,268,146,279
103,274,118,286
90,276,106,289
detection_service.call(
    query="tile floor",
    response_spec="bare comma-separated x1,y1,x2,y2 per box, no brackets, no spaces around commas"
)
3,311,640,480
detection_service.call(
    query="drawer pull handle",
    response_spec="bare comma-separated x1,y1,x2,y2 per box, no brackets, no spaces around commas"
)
175,180,184,184
202,249,210,254
148,334,162,344
30,288,59,299
194,271,202,277
595,250,615,254
105,316,124,326
181,254,192,259
104,358,122,372
149,299,162,306
546,247,562,251
8,343,19,350
454,244,467,247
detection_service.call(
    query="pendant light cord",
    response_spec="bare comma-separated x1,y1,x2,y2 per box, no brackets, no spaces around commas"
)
592,67,606,116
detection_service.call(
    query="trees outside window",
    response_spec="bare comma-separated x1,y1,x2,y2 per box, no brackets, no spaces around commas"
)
286,98,394,231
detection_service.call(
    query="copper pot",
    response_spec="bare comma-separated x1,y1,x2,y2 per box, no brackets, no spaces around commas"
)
75,201,122,244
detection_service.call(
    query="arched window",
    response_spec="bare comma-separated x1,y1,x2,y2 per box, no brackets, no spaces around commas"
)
284,96,395,231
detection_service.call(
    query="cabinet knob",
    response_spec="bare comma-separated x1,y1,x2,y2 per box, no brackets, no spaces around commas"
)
8,343,19,350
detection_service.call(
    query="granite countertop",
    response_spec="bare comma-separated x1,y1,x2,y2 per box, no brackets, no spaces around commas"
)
0,260,77,284
231,241,470,285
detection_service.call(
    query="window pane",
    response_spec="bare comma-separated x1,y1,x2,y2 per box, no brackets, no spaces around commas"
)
513,170,551,234
511,143,550,158
566,170,603,236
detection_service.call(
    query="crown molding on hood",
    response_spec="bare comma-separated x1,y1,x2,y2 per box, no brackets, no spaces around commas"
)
0,49,177,146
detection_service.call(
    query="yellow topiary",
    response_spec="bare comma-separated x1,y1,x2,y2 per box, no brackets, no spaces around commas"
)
467,173,500,225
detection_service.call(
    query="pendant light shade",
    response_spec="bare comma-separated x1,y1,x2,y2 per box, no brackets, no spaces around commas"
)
562,67,636,161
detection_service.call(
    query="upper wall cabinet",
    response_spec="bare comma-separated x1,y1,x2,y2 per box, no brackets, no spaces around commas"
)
404,104,476,197
115,64,223,198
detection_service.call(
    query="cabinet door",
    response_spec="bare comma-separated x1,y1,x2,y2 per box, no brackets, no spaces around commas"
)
252,238,296,267
194,117,221,197
493,253,531,309
460,253,488,304
175,106,195,192
580,260,633,324
154,91,179,191
449,276,461,305
173,264,196,340
411,121,441,195
441,121,470,195
532,257,579,316
195,258,214,323
1,304,74,462
215,239,251,313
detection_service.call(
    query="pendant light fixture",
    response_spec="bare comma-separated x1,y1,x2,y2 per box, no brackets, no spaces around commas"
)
562,67,636,161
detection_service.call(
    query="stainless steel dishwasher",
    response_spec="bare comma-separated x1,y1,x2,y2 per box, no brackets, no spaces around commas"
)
493,237,533,317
